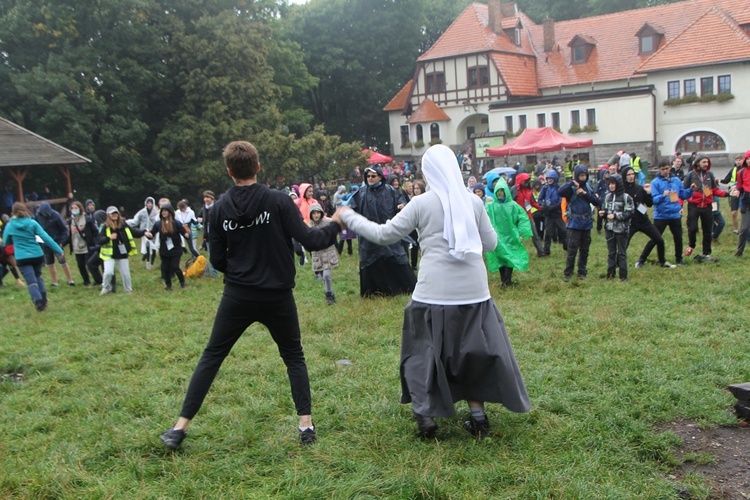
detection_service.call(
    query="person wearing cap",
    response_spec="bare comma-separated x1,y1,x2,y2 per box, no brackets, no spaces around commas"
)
347,164,416,297
97,206,144,294
197,190,218,277
335,144,530,439
683,156,729,262
159,141,341,450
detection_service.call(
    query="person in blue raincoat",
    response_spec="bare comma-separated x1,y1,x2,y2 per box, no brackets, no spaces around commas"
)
484,177,532,287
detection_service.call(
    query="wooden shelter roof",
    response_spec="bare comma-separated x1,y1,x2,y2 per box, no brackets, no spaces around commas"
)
0,117,91,167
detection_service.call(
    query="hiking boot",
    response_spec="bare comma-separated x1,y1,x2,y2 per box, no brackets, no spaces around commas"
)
735,251,743,257
299,427,317,445
165,286,173,291
693,254,704,263
160,428,187,450
68,281,75,286
413,411,438,438
634,260,643,269
180,282,187,289
100,287,111,296
702,255,718,263
662,261,677,269
676,261,686,267
684,246,694,256
34,300,46,312
563,275,571,282
325,292,336,305
463,416,490,437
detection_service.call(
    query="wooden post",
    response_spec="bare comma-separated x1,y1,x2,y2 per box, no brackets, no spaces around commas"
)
54,165,73,197
7,166,28,203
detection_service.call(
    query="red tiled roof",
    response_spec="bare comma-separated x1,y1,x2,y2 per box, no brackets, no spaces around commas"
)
383,80,412,112
527,0,750,89
501,17,520,29
418,3,534,61
490,53,539,96
637,8,750,73
406,99,451,124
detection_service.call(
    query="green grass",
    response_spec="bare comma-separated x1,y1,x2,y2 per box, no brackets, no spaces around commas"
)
1,211,748,498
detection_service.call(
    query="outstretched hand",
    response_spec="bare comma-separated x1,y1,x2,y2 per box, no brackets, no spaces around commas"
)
331,207,350,229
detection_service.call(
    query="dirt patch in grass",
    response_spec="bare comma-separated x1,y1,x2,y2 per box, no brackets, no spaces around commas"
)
659,419,750,499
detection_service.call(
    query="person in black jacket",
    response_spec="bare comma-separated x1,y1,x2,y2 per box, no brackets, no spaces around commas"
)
35,201,75,286
160,140,341,450
622,166,677,269
144,204,190,291
68,200,102,286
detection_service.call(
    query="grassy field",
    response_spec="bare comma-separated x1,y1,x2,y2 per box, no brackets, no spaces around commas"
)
1,212,748,499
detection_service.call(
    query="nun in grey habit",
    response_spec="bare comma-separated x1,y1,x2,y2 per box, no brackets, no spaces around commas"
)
337,144,530,439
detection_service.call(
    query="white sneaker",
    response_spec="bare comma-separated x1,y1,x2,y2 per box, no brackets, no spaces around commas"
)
634,261,643,269
662,261,677,269
100,287,111,296
146,261,152,270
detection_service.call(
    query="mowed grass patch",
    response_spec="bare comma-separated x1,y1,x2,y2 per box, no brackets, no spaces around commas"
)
1,209,747,498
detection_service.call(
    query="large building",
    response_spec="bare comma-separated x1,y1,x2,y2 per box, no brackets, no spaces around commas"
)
384,0,750,170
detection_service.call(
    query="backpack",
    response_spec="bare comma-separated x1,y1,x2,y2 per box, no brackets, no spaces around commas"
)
184,255,207,278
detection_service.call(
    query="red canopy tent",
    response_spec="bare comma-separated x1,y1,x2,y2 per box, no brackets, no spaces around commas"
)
362,149,393,164
485,127,593,156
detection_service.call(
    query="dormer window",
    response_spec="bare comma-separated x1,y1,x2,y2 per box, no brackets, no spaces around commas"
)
636,22,664,55
568,35,596,64
501,18,522,46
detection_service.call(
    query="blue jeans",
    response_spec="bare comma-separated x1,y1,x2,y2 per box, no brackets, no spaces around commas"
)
712,210,725,240
17,258,46,303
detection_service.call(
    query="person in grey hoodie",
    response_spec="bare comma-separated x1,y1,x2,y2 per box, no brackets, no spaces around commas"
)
127,196,159,269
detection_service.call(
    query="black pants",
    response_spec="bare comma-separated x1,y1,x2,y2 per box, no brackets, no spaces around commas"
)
336,238,353,255
543,216,567,253
180,287,311,419
499,266,514,285
85,249,105,286
629,222,666,264
687,205,714,255
564,228,592,278
73,253,91,285
606,230,628,279
161,254,185,288
641,218,683,264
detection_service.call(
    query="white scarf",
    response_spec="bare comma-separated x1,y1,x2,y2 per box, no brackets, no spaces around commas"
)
421,145,482,260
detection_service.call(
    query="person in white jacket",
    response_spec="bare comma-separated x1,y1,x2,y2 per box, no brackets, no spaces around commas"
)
127,196,159,269
175,199,200,258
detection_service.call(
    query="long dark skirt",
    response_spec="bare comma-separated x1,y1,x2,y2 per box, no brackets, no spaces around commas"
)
400,299,530,418
359,257,416,297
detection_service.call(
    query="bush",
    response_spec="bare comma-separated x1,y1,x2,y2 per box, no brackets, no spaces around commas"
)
699,94,717,103
717,92,735,102
663,98,682,106
429,137,442,145
568,124,582,134
682,94,700,104
583,125,598,133
402,141,412,148
413,140,424,148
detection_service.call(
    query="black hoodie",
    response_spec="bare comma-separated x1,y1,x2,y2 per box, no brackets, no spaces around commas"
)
620,166,653,228
208,184,339,294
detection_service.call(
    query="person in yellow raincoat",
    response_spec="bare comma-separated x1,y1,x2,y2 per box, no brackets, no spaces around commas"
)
484,177,532,287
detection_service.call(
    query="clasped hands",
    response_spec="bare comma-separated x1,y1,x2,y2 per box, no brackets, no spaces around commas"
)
331,207,351,229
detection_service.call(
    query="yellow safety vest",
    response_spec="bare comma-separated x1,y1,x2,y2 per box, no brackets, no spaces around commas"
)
631,157,641,173
99,226,137,260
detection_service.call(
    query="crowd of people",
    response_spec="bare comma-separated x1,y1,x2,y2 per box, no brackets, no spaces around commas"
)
3,142,750,449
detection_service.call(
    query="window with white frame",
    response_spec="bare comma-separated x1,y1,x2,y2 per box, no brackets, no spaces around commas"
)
551,112,560,130
518,115,527,131
416,124,424,143
400,125,409,147
505,116,513,133
586,108,596,127
700,77,713,96
537,113,546,127
571,110,580,127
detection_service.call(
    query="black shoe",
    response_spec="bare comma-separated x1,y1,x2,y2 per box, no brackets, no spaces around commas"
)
180,282,187,289
34,300,46,312
563,275,571,282
165,286,172,291
463,416,490,437
325,292,336,305
413,411,438,438
160,428,187,450
299,426,317,445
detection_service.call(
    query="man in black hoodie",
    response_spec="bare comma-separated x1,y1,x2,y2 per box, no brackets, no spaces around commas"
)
161,141,341,450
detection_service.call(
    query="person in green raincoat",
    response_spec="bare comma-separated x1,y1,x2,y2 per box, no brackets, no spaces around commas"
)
485,177,533,286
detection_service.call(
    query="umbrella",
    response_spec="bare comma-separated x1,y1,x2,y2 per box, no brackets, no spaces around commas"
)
482,166,517,180
486,127,593,156
362,149,393,164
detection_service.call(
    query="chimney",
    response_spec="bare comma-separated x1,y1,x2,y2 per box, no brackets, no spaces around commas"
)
500,2,518,18
488,0,503,34
543,19,555,52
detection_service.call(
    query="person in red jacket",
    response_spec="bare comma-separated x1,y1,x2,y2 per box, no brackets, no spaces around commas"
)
683,156,729,262
734,150,750,257
513,173,546,257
